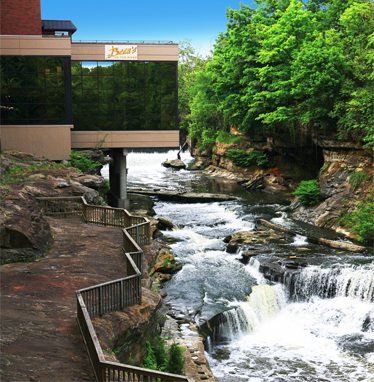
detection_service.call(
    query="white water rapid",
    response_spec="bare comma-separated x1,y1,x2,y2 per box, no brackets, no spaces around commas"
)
103,151,374,381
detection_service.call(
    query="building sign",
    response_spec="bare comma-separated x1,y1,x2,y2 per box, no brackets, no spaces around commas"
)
105,45,138,60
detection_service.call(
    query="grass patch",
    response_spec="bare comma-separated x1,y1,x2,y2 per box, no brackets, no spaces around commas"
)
349,171,371,188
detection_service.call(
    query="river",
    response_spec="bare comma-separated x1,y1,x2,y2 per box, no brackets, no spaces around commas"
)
104,150,374,382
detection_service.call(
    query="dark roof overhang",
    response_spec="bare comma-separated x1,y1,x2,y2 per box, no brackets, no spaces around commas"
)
42,20,77,36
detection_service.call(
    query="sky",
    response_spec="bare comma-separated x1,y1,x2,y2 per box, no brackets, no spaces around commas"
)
41,0,256,57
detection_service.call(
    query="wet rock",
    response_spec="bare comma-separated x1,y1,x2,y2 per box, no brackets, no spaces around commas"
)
158,217,174,230
226,242,239,254
128,189,236,203
162,159,186,170
149,248,182,275
129,193,156,217
224,229,294,254
152,272,172,283
188,157,211,171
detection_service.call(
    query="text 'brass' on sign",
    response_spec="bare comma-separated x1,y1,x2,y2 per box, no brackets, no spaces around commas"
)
105,45,138,60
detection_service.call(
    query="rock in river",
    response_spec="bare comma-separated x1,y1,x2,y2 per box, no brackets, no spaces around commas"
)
162,159,186,170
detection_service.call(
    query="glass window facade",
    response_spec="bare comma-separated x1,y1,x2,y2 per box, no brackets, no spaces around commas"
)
71,61,178,131
1,56,66,125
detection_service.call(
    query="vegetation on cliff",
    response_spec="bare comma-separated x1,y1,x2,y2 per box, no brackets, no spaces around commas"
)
143,336,185,375
179,0,373,149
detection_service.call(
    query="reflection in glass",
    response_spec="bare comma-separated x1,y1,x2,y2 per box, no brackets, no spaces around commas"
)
161,76,175,89
131,116,146,130
98,61,113,76
70,60,177,131
160,62,175,75
27,57,45,72
146,103,161,116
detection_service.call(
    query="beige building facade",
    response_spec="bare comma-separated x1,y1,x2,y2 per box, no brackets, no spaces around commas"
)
1,35,179,160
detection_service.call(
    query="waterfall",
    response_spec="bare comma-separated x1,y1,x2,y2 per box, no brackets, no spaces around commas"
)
211,284,287,343
284,264,374,302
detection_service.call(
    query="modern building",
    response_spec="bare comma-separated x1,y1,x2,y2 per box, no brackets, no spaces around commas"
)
0,0,179,207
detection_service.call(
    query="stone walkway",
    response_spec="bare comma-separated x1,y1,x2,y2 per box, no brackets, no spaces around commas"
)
0,216,125,382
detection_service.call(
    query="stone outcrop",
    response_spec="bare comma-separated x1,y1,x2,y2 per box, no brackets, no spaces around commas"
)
162,159,186,170
149,246,182,287
0,191,52,264
224,226,294,258
291,148,373,239
0,150,108,264
189,128,372,239
93,288,162,366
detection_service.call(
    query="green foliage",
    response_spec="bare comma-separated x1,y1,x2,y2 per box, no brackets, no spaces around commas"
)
339,199,374,243
150,336,168,372
68,151,102,174
180,0,374,148
216,131,245,145
226,149,273,168
99,179,111,202
142,336,185,375
167,342,185,375
348,171,371,188
0,162,68,185
293,180,320,205
320,164,329,174
6,166,25,174
143,341,157,370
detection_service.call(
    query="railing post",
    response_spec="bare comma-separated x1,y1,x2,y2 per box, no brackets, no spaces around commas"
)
99,286,103,316
120,280,124,309
104,209,107,225
136,226,139,244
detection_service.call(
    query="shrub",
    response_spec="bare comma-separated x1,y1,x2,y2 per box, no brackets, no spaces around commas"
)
150,336,167,372
293,180,320,205
167,342,185,375
349,171,370,188
226,149,274,168
216,131,244,145
339,196,374,243
142,336,185,375
143,341,157,370
68,151,102,174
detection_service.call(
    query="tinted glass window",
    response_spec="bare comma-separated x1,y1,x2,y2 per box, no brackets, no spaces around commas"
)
71,60,177,130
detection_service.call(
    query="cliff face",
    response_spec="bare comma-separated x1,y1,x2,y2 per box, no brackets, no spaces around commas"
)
189,131,373,239
291,148,373,238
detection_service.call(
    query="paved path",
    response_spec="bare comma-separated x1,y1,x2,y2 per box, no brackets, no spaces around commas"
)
1,216,126,382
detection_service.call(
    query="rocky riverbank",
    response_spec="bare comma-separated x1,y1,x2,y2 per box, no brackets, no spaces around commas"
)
185,132,373,242
0,149,217,380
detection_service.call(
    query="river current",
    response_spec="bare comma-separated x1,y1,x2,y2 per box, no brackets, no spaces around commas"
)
103,151,374,382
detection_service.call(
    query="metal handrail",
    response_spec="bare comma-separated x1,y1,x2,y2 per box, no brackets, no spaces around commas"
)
37,196,194,381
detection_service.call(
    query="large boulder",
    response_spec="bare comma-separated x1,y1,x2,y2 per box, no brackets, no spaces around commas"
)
0,190,53,264
149,247,182,276
162,159,186,170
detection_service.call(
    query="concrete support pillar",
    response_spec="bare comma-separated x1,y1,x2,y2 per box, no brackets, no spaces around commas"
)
109,148,130,210
118,149,130,210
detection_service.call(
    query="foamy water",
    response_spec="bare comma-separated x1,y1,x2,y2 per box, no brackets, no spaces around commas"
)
104,151,374,381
